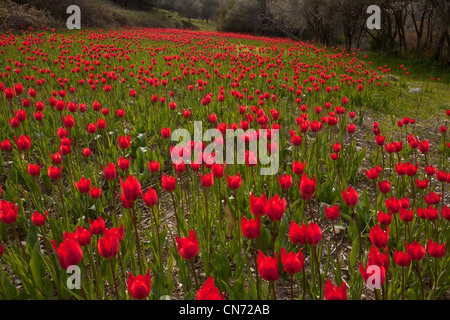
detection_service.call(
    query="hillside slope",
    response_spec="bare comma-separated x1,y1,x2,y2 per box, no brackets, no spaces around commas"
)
0,0,197,30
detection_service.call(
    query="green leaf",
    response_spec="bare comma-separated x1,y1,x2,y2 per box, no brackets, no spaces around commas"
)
30,242,44,291
349,237,360,268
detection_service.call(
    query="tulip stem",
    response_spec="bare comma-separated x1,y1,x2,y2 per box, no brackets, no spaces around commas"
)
170,193,181,236
234,189,241,259
312,245,322,300
190,259,199,291
12,225,26,258
203,187,210,256
131,207,144,275
109,259,119,300
433,258,438,299
352,207,362,261
251,166,256,195
308,198,316,224
401,266,405,300
416,261,425,300
302,265,306,300
331,219,341,273
57,179,69,228
271,221,277,255
290,274,294,300
108,180,117,225
81,259,93,298
86,244,100,298
84,193,89,218
251,240,260,300
218,179,224,232
271,281,277,300
151,206,162,268
285,190,292,223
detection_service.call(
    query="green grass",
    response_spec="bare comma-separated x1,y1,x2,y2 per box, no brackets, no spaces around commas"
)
359,52,450,135
190,19,217,31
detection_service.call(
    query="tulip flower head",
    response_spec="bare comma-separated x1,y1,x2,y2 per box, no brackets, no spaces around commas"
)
324,279,347,300
127,269,152,300
175,230,199,260
197,276,225,300
257,251,279,282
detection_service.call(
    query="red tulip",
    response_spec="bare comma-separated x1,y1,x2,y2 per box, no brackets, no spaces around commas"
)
405,162,419,177
118,157,130,171
399,208,414,222
118,134,131,149
359,261,386,288
342,186,358,207
324,279,347,300
289,220,307,245
97,229,120,259
89,187,102,199
250,193,266,216
51,233,83,270
257,251,279,281
394,248,411,267
0,200,18,224
199,172,214,188
142,188,158,207
324,204,339,220
406,241,425,261
127,269,152,300
299,174,316,199
442,205,450,221
424,191,441,205
369,225,389,248
385,196,400,214
50,152,63,165
278,174,293,190
28,163,41,177
197,276,225,300
226,173,241,189
280,247,304,274
75,226,91,247
241,215,261,239
162,174,177,192
377,211,392,226
306,221,322,245
212,163,225,179
425,205,438,221
31,210,47,227
265,194,286,222
119,175,141,203
102,163,117,180
14,135,31,151
0,139,11,152
48,165,63,180
82,148,92,158
148,160,160,173
172,223,198,259
427,239,445,258
292,160,306,175
161,127,171,139
75,177,91,194
365,167,381,180
89,216,106,235
377,180,391,194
